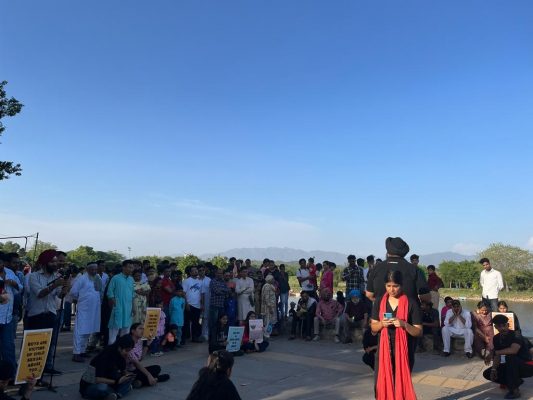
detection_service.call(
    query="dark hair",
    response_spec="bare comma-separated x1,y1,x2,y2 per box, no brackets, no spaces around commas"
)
451,300,461,307
116,334,134,350
356,258,365,267
56,251,67,257
186,351,235,400
122,259,134,267
347,254,356,260
410,254,419,261
384,270,403,285
298,258,306,264
444,296,453,303
129,322,142,334
492,314,509,325
477,301,488,309
427,265,436,271
5,252,19,262
479,258,490,264
366,255,375,263
497,300,508,309
421,300,433,308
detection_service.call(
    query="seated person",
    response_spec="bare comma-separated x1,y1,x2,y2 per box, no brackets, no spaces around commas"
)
241,311,269,353
0,361,36,400
442,299,474,358
161,324,180,352
419,300,441,351
497,301,521,334
313,288,343,343
441,296,453,327
362,326,378,370
289,292,316,341
483,314,533,400
472,301,494,358
341,289,368,344
127,323,170,388
209,314,243,356
79,335,136,400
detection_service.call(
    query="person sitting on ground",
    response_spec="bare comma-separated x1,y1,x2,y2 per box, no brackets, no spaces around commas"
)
370,270,422,398
473,301,494,358
483,314,533,400
241,311,269,353
497,301,521,334
442,299,474,358
418,300,441,352
313,287,343,343
186,350,241,400
126,323,170,389
161,324,180,352
79,334,136,400
0,360,36,400
441,296,453,327
362,326,378,370
289,291,317,341
209,314,243,356
341,289,368,344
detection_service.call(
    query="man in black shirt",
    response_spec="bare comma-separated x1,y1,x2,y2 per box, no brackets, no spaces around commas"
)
483,314,533,399
366,237,430,304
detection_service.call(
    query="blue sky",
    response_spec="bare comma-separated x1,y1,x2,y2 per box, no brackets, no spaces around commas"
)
1,1,532,257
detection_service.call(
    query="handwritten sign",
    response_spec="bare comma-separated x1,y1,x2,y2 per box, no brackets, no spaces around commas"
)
143,308,161,340
226,326,244,352
492,312,515,334
15,329,53,384
249,319,264,343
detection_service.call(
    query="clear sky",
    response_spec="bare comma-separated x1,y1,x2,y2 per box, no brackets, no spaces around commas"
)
1,1,532,257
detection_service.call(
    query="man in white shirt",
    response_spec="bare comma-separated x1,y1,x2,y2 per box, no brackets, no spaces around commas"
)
442,299,474,358
296,258,315,295
182,267,203,343
479,258,504,312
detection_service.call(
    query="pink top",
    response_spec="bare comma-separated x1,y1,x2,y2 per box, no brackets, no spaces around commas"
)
441,305,451,327
316,299,343,321
320,270,334,293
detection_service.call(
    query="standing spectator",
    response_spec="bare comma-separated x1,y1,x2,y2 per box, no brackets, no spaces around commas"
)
27,249,67,375
132,269,151,325
169,287,185,347
319,262,334,294
366,237,430,304
183,266,203,343
107,260,135,345
307,258,317,290
442,300,474,358
199,266,211,341
313,288,343,343
278,265,290,319
343,255,365,297
0,252,23,376
160,266,175,325
70,262,102,362
479,258,504,311
252,270,263,315
4,252,24,335
235,267,254,324
427,265,444,310
96,260,109,288
209,268,230,340
261,275,277,336
296,259,315,297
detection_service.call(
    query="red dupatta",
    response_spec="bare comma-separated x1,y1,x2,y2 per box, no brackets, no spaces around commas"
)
376,293,417,400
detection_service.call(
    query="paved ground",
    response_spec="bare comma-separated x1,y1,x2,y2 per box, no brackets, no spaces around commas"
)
12,327,533,400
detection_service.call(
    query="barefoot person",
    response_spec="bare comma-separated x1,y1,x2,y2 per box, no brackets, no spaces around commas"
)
370,270,422,399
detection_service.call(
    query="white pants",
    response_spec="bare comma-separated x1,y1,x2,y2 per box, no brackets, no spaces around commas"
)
201,314,209,339
442,326,473,353
73,332,90,355
314,317,340,336
108,327,129,345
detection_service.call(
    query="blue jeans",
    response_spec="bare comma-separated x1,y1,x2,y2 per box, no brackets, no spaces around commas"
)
0,319,16,376
82,380,133,399
280,292,289,317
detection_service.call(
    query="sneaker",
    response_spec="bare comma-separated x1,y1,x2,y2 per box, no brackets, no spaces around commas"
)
104,394,117,400
150,351,163,357
442,352,451,357
312,335,320,341
466,352,474,359
157,374,170,383
132,380,143,389
334,335,340,343
72,355,85,363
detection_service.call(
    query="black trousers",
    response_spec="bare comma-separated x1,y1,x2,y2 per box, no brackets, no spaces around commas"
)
134,365,161,386
363,351,376,370
185,306,202,340
483,356,533,391
291,313,313,337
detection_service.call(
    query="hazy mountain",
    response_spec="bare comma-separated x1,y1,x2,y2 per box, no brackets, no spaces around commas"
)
202,248,474,267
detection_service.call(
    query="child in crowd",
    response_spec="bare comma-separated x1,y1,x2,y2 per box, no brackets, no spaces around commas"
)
288,302,297,319
150,301,166,356
225,289,238,327
441,296,453,327
336,291,345,309
161,324,180,351
169,286,185,347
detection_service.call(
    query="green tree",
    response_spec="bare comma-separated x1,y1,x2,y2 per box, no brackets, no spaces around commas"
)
26,241,57,263
95,250,124,264
177,254,201,272
0,240,21,253
438,260,482,289
478,243,533,291
0,81,24,180
209,255,228,269
67,246,98,267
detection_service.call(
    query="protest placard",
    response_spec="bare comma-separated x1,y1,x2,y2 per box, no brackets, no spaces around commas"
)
249,319,264,343
492,312,515,334
15,329,53,384
226,326,245,352
143,308,161,340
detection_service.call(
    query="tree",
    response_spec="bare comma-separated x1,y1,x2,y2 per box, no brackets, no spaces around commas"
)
0,240,21,253
0,81,24,180
209,255,228,270
478,243,533,291
438,260,481,289
177,254,201,272
67,246,98,267
26,241,58,263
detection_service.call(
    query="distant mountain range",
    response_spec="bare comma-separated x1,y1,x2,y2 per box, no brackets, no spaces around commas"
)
201,247,474,266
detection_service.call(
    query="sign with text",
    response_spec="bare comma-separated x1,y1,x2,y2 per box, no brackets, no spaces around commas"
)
15,329,53,384
492,312,515,334
249,319,264,343
143,307,161,340
226,326,245,352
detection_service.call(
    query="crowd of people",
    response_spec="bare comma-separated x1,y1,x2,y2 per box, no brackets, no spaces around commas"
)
0,238,532,400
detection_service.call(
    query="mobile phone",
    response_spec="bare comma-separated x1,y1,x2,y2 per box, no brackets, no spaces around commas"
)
383,312,393,319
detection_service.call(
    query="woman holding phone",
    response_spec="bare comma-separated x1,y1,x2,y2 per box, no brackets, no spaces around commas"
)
370,270,422,400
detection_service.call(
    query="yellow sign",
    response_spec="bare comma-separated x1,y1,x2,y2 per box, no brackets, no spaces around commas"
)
15,329,53,384
492,312,515,334
143,307,161,340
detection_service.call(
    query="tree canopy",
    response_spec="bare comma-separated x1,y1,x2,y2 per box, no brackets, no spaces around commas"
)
0,81,23,181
